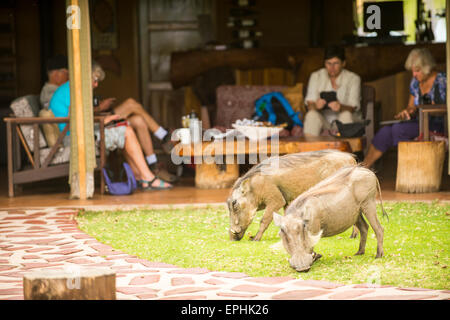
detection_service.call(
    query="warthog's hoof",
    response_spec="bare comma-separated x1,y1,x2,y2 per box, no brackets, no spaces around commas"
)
350,226,359,239
354,251,365,256
297,267,311,272
249,235,261,241
312,252,322,262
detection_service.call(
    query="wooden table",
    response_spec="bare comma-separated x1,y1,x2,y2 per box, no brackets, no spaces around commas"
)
173,136,363,189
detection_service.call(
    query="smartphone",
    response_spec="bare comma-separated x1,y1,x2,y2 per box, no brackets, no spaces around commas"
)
105,119,127,128
320,91,337,103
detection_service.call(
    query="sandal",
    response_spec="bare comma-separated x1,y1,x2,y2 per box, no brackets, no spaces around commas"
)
138,177,173,190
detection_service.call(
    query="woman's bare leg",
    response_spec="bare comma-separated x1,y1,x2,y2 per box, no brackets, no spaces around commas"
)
114,98,160,133
362,144,383,169
122,126,171,188
127,115,154,156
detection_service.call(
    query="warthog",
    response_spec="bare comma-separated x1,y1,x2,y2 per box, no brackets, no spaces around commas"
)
273,166,388,272
227,150,356,241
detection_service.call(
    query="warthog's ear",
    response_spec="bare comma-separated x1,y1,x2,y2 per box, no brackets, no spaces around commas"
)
240,178,251,193
302,202,315,221
273,212,283,228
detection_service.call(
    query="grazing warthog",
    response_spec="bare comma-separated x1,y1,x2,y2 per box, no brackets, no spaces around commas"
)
273,166,387,272
227,150,356,241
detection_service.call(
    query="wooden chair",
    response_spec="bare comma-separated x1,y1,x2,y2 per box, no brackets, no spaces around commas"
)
418,104,447,141
4,95,106,197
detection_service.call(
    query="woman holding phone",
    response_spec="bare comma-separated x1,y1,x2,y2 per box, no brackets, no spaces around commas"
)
362,48,446,169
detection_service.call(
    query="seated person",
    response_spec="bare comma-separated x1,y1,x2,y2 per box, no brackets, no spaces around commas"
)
303,45,361,137
91,62,177,182
39,55,69,147
40,55,69,109
49,68,172,191
362,48,446,169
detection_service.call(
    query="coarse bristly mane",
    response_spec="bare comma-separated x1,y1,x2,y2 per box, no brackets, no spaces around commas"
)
232,150,351,190
288,165,361,212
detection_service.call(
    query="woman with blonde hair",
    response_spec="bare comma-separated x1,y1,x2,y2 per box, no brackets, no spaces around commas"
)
362,48,446,169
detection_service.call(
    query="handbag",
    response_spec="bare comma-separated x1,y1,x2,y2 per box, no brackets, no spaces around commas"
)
102,162,137,195
331,119,371,138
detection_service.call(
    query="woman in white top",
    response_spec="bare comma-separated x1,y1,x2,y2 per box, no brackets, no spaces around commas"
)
303,45,361,136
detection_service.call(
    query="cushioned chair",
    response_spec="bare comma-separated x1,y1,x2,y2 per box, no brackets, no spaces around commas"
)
4,95,106,197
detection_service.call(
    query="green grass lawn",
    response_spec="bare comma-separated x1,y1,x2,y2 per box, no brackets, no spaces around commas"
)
76,202,450,290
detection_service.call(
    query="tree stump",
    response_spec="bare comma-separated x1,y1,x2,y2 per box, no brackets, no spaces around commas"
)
23,268,116,300
396,141,445,193
195,163,239,189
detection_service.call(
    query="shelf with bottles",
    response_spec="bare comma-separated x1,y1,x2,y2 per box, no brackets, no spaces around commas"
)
227,17,258,28
231,29,262,39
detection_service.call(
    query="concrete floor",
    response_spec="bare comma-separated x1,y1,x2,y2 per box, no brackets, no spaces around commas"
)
1,150,449,209
0,153,449,301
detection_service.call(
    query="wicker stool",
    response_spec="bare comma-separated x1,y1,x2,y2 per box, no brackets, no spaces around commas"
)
395,141,445,193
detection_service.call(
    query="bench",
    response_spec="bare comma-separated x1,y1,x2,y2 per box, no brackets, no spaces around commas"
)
4,95,106,197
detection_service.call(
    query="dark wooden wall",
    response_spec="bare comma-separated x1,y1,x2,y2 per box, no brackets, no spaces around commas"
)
215,0,354,48
15,0,41,96
49,0,140,103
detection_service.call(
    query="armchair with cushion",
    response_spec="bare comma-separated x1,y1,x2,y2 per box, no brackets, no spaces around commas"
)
4,95,106,197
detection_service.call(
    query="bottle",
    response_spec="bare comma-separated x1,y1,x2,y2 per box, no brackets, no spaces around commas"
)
181,115,190,128
232,29,262,39
227,18,257,28
230,39,259,49
231,0,256,7
189,110,198,119
189,117,201,143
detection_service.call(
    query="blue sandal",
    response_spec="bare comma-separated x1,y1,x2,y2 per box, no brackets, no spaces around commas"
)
138,177,173,190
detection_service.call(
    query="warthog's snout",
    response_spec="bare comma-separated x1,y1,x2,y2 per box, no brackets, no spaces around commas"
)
229,228,245,241
289,254,314,273
294,266,311,272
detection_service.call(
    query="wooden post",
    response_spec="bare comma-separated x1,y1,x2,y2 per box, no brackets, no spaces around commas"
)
23,268,116,300
6,121,13,197
67,0,96,199
447,0,450,175
195,163,239,189
70,0,87,199
99,119,106,194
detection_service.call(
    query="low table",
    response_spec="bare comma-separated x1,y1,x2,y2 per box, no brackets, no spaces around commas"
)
174,136,363,189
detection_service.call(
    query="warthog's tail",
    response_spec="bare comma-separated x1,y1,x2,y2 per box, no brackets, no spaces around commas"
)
376,177,389,222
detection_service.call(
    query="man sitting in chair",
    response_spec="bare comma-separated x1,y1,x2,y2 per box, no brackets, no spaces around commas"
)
40,55,69,109
41,58,176,183
38,55,70,147
303,45,361,137
48,64,173,191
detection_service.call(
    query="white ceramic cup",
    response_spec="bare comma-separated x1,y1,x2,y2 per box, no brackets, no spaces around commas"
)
176,128,191,144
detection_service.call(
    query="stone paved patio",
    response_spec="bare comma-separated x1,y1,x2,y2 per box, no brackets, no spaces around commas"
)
0,206,448,300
